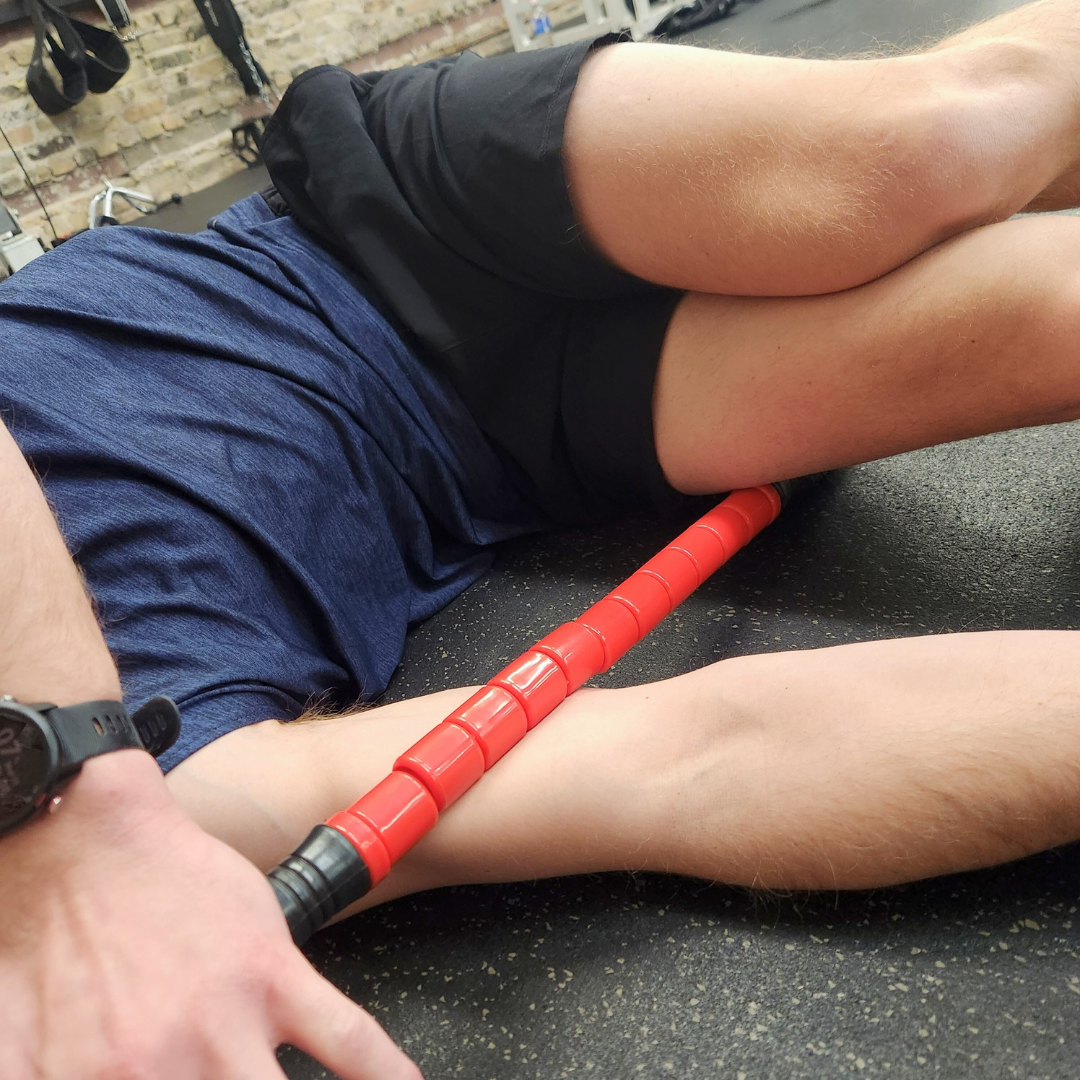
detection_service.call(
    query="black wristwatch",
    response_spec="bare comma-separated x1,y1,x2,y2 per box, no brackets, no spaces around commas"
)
0,695,181,837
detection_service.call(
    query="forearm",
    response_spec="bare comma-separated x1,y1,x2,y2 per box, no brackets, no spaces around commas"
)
169,682,677,906
171,629,1080,907
0,422,119,703
393,629,1080,893
670,628,1080,890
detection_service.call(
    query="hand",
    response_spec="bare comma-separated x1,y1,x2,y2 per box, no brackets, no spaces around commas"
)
0,749,422,1080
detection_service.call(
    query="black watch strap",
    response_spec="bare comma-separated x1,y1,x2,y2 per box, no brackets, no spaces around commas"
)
130,696,182,757
42,696,181,772
45,700,141,774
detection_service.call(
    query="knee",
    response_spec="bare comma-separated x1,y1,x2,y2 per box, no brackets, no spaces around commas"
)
910,39,1070,227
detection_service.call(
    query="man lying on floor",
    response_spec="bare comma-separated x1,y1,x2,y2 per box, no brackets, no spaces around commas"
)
5,3,1080,1077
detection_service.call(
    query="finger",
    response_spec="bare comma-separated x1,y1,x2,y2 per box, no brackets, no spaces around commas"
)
275,964,423,1080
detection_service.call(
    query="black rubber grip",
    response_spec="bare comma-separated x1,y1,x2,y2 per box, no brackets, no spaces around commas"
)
269,825,372,945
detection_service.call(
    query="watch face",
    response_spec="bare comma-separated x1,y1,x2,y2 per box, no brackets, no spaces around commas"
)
0,708,52,833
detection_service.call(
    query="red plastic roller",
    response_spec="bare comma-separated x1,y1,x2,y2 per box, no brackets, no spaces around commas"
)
639,546,701,607
609,570,673,637
395,721,486,811
577,596,640,669
326,810,393,886
534,621,606,692
490,650,569,729
270,482,791,944
350,771,439,863
447,685,529,768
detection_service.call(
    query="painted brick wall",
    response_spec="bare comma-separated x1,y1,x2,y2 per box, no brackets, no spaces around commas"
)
0,0,510,239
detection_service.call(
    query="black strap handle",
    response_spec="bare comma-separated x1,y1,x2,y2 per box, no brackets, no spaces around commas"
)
95,0,131,30
23,0,129,115
70,13,129,93
192,0,269,97
24,0,87,115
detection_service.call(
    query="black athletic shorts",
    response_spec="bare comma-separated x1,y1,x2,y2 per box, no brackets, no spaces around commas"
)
261,38,690,525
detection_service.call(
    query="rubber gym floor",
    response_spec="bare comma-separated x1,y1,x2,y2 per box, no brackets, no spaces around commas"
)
146,1,1080,1075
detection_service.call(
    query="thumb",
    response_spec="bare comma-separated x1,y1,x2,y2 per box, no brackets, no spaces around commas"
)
274,959,423,1080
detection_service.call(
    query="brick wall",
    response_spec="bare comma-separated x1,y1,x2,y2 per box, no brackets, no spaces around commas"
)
0,0,511,239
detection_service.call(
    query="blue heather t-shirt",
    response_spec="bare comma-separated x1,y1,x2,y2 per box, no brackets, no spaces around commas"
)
0,195,544,770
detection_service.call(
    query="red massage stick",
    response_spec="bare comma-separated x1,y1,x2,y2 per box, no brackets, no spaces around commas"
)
270,483,787,943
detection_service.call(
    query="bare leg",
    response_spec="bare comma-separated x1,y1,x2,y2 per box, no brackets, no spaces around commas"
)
653,214,1080,492
564,1,1080,296
168,629,1080,908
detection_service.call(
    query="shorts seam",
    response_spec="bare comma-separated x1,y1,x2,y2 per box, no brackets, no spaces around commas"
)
540,45,580,161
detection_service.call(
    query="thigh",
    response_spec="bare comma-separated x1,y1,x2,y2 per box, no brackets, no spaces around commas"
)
564,39,1062,296
653,214,1080,493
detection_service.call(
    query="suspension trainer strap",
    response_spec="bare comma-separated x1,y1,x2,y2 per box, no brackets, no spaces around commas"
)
25,0,87,115
94,0,132,30
24,0,129,115
191,0,269,97
70,15,129,93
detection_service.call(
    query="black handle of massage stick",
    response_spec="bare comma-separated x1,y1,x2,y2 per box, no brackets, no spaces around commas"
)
269,825,373,945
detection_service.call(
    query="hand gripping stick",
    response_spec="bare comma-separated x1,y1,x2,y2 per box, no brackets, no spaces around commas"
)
269,483,788,944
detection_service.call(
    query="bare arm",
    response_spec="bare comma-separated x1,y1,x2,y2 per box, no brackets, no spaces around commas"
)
0,414,121,705
654,629,1080,890
0,421,419,1080
171,629,1080,905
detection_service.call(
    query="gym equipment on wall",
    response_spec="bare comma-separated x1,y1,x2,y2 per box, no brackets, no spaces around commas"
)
94,0,131,31
231,117,265,166
653,0,735,36
23,0,129,115
191,0,270,99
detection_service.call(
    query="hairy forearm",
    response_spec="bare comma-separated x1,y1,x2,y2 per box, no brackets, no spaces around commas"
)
171,629,1080,907
0,422,119,704
653,629,1080,889
393,629,1080,894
